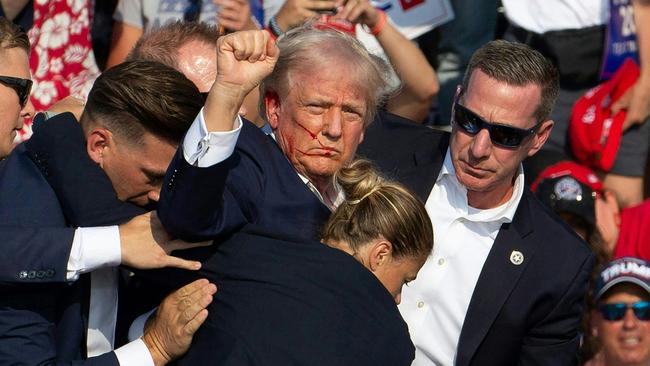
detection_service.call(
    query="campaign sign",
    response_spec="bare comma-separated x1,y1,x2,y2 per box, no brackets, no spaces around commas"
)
356,0,454,54
601,0,640,80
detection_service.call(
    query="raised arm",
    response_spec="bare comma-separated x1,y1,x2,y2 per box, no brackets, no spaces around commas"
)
336,0,438,122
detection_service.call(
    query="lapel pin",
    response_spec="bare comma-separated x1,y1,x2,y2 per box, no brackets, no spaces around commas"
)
510,250,524,266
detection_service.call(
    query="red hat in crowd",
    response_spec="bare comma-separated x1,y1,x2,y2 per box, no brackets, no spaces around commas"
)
569,58,639,172
531,161,603,226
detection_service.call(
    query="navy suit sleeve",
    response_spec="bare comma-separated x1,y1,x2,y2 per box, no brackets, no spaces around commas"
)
0,298,119,366
517,253,595,366
0,226,73,283
158,140,264,242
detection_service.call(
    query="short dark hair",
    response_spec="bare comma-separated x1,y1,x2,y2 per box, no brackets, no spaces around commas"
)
0,17,30,53
80,60,202,145
126,21,219,68
462,40,559,122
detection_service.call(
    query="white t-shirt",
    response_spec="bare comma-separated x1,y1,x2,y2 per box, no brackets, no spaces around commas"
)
502,0,608,33
114,0,218,31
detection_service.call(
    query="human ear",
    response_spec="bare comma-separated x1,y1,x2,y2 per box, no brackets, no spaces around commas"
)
528,120,554,157
368,239,393,272
86,128,113,167
264,90,281,129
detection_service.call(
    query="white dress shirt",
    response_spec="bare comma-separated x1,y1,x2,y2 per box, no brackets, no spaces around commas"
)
398,150,525,366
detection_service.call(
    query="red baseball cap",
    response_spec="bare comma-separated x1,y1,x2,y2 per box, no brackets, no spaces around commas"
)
531,161,603,226
569,58,639,172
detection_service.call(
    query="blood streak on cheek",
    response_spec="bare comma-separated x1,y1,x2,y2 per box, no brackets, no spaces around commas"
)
294,121,335,154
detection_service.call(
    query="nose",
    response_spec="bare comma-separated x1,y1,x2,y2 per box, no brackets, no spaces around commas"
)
322,110,342,139
148,189,161,203
20,99,35,121
469,128,492,160
622,307,639,329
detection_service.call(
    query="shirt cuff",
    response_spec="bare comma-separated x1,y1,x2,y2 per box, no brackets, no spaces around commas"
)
128,307,158,342
183,107,243,168
114,339,155,366
66,226,121,281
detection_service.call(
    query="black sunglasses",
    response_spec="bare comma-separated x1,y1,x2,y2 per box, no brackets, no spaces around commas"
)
598,301,650,321
0,75,32,107
452,101,540,148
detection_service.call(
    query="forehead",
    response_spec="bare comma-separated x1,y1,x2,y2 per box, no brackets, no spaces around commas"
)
601,282,650,303
177,40,216,92
0,47,30,79
287,66,368,105
463,69,541,129
123,132,178,169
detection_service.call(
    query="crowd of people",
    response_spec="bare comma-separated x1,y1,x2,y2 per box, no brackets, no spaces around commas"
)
1,0,650,365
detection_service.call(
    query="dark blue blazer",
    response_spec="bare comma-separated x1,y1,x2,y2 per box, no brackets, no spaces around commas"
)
174,226,414,366
358,111,595,366
0,113,143,366
158,118,331,243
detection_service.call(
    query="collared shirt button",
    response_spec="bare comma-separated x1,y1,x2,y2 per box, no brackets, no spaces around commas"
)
438,258,445,265
417,301,425,309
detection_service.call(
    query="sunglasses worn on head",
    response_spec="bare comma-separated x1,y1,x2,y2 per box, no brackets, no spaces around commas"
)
598,301,650,321
0,75,32,107
452,101,540,148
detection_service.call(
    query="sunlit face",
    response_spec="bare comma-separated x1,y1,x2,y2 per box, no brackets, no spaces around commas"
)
450,70,550,208
99,132,177,207
592,284,650,366
373,255,426,304
0,47,34,158
177,40,217,93
266,63,366,187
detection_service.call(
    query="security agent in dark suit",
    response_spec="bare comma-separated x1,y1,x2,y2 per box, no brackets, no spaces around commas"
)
358,40,595,365
0,17,201,286
0,61,215,366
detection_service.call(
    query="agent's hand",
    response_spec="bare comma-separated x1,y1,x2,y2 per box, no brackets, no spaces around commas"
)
214,0,259,31
274,0,337,31
119,212,209,271
142,279,217,365
47,96,86,121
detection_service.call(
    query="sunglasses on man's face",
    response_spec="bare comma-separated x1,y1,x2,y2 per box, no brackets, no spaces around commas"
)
452,101,540,148
598,301,650,321
0,76,32,107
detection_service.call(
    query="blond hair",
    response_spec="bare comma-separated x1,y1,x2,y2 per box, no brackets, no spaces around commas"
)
322,159,433,259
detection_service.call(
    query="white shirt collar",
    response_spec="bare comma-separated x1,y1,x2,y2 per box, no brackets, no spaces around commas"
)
438,149,524,224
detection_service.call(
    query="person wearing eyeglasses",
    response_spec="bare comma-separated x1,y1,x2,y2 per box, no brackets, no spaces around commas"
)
584,257,650,366
357,40,595,365
0,17,34,158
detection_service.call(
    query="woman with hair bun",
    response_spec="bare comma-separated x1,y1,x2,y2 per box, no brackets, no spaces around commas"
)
323,159,433,304
175,159,433,365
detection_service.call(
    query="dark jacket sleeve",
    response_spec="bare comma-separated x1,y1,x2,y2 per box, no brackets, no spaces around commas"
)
0,226,74,283
157,124,266,242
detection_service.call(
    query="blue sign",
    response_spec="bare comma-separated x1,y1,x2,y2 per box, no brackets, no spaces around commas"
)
601,0,640,80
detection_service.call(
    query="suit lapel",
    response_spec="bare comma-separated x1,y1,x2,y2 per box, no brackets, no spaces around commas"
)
455,193,536,366
396,132,449,201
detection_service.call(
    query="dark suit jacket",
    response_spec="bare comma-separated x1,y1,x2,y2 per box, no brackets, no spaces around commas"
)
158,118,331,243
175,226,414,366
0,113,143,366
358,111,595,366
